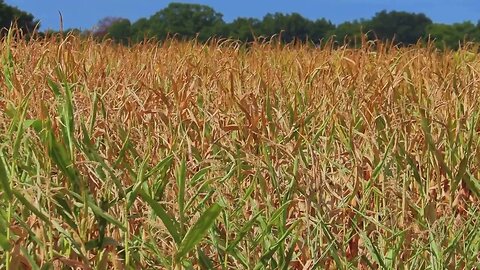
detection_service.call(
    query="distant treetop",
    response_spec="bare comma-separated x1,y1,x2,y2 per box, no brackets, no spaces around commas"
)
91,3,480,48
1,1,480,49
0,0,38,33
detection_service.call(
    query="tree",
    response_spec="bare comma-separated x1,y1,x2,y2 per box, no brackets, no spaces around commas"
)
84,3,477,50
226,17,261,41
93,17,125,38
367,10,432,45
0,0,38,33
108,19,132,45
332,20,366,46
308,18,335,43
427,22,480,49
131,18,154,42
261,12,312,42
148,3,225,41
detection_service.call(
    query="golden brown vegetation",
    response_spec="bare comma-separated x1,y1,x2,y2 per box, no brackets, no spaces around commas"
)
1,31,480,269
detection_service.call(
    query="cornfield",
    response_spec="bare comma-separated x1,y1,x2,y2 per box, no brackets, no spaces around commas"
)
1,30,480,269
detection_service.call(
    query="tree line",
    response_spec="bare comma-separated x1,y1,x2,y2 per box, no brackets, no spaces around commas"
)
2,1,480,49
83,3,480,49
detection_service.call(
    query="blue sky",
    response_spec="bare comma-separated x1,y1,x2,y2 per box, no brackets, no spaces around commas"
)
5,0,480,30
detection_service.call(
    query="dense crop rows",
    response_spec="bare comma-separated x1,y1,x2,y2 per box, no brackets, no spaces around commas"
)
1,31,480,269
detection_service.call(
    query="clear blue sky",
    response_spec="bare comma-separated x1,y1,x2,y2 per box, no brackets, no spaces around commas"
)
5,0,480,31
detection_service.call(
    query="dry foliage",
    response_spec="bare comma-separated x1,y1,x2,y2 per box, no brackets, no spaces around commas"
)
0,31,480,269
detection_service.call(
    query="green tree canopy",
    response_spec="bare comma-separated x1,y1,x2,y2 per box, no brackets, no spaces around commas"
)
93,17,125,38
130,18,153,42
332,20,367,46
0,0,38,33
367,10,432,44
108,19,132,45
308,18,335,43
261,12,312,42
427,22,480,49
226,17,261,42
92,2,480,50
147,3,225,41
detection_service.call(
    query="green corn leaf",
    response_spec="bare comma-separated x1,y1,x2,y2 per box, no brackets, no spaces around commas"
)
69,191,126,231
0,150,12,200
358,230,388,269
144,155,174,179
371,132,395,181
254,219,300,270
12,190,50,225
177,158,187,233
189,166,211,186
47,78,62,97
79,123,125,198
0,232,11,250
226,211,263,253
139,188,181,244
464,172,480,198
429,230,444,270
175,203,223,262
127,156,149,209
197,247,215,269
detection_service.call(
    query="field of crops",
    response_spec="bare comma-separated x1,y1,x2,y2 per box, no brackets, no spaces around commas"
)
1,31,480,269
